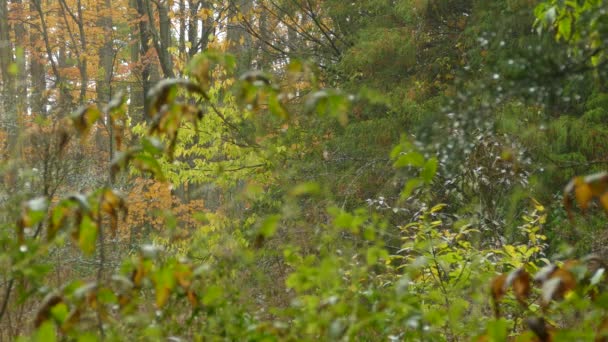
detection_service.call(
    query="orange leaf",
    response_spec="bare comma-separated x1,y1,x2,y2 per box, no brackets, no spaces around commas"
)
187,289,199,307
509,269,531,305
574,178,593,212
600,192,608,215
491,274,507,318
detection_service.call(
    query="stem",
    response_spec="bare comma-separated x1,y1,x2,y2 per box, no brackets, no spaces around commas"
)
0,279,14,322
96,193,105,339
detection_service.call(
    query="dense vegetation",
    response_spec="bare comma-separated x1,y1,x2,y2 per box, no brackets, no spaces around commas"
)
1,0,608,340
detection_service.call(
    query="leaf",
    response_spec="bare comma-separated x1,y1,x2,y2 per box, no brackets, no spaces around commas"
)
564,173,608,219
187,53,211,89
401,178,423,198
34,321,57,342
17,197,48,242
304,90,350,125
393,152,425,168
290,182,321,196
50,302,69,323
133,153,166,181
35,292,63,328
202,285,223,306
259,215,280,238
574,179,593,212
532,198,545,212
239,70,271,85
104,91,126,119
490,274,507,303
421,158,438,183
268,94,289,120
78,215,98,256
506,268,531,305
600,192,608,214
430,204,446,213
486,318,508,341
154,266,176,308
141,137,165,156
70,105,101,135
544,6,557,26
557,14,572,41
147,78,203,118
174,264,193,288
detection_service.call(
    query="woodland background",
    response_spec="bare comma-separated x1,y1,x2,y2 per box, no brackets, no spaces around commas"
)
1,0,608,340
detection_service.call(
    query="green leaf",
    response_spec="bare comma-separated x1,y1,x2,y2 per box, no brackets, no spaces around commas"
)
202,285,224,306
557,14,572,40
366,246,388,265
34,321,57,342
78,215,98,256
22,197,48,227
50,303,68,323
154,266,176,308
133,153,166,181
486,318,508,341
401,178,423,198
290,182,321,196
393,152,425,168
421,158,438,183
97,288,118,304
76,333,98,342
141,137,165,155
305,90,350,125
268,94,289,119
259,215,280,238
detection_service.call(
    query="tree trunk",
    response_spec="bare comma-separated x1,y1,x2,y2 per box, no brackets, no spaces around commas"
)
96,0,114,105
0,0,17,149
227,0,253,74
29,1,46,116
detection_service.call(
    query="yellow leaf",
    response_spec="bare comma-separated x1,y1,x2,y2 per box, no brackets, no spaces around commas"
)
532,198,544,212
156,287,170,308
574,178,593,211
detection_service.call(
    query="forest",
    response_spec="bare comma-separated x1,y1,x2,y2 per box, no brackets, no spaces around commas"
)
1,0,608,340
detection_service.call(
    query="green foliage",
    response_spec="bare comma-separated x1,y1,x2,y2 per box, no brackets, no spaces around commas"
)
4,1,608,340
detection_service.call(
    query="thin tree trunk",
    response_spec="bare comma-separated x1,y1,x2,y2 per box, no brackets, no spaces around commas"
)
0,0,17,149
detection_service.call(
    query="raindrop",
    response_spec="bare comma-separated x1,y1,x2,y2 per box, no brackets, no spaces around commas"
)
492,73,500,80
19,245,28,253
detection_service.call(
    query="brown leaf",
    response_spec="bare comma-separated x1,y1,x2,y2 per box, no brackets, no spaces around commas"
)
525,316,554,342
60,308,81,333
491,274,507,318
510,269,531,305
186,289,199,307
600,192,608,215
131,260,146,288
